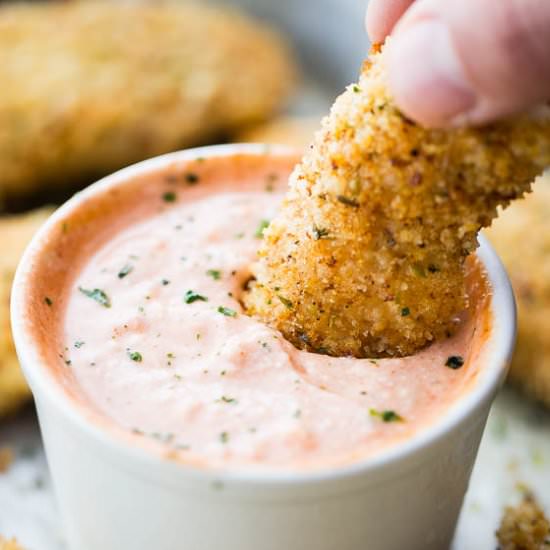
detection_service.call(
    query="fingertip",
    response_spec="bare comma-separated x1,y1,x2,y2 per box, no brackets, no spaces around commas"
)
366,0,416,43
387,19,477,128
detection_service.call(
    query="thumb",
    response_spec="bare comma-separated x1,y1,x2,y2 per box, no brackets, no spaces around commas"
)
386,0,550,127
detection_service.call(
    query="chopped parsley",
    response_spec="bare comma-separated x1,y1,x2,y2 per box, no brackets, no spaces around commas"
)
44,296,53,306
254,219,270,238
337,195,359,207
206,269,222,280
128,350,143,362
162,191,177,203
185,172,200,185
220,396,237,404
219,432,229,444
118,264,134,279
412,263,426,278
217,306,237,317
370,409,403,422
401,307,410,317
78,287,111,308
74,341,85,349
277,295,293,309
184,290,208,304
352,84,361,93
445,355,464,369
312,226,330,240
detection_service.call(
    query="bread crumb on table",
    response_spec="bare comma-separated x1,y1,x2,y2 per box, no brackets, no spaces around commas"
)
496,493,550,550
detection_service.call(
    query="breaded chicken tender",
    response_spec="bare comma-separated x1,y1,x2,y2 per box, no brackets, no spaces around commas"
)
245,44,550,358
0,1,295,208
496,494,550,550
0,208,53,417
485,176,550,407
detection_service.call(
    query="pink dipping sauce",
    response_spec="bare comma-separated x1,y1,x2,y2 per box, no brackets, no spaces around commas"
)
51,153,490,472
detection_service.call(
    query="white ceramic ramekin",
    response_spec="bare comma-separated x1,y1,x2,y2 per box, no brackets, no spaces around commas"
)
11,144,515,550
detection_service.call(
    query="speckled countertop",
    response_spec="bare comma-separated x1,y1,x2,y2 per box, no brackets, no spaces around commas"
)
1,386,549,549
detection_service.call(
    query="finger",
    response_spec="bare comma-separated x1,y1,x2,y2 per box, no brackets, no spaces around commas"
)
365,0,415,43
387,0,550,127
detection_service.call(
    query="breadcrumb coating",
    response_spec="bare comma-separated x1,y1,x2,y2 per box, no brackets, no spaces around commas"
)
0,208,53,417
245,44,550,358
486,175,550,407
497,494,550,550
0,0,294,208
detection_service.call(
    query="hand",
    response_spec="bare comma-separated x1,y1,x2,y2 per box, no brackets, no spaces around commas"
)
366,0,550,127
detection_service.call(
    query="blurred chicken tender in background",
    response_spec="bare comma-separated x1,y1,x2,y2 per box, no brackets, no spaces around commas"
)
486,176,550,408
0,538,25,550
0,208,53,417
237,116,320,149
0,0,295,209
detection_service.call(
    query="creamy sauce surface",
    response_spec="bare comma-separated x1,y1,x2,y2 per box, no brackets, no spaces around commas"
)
62,161,487,471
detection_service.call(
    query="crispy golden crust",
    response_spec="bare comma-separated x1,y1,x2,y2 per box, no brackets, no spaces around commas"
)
245,43,550,358
236,116,320,149
485,175,550,407
0,1,295,207
497,494,550,550
0,538,25,550
0,208,53,417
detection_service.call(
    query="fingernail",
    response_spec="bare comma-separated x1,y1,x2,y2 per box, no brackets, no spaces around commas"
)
388,19,477,127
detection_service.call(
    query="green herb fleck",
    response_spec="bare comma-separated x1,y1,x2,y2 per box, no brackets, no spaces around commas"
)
162,191,177,203
206,269,222,280
184,290,208,304
445,355,464,369
128,351,143,362
118,264,134,279
44,296,53,306
337,195,359,207
255,219,270,238
370,409,403,422
79,287,111,308
401,307,410,317
220,396,237,404
74,341,85,349
219,432,229,444
312,226,330,240
278,295,293,309
352,84,361,93
412,263,426,278
217,306,237,317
